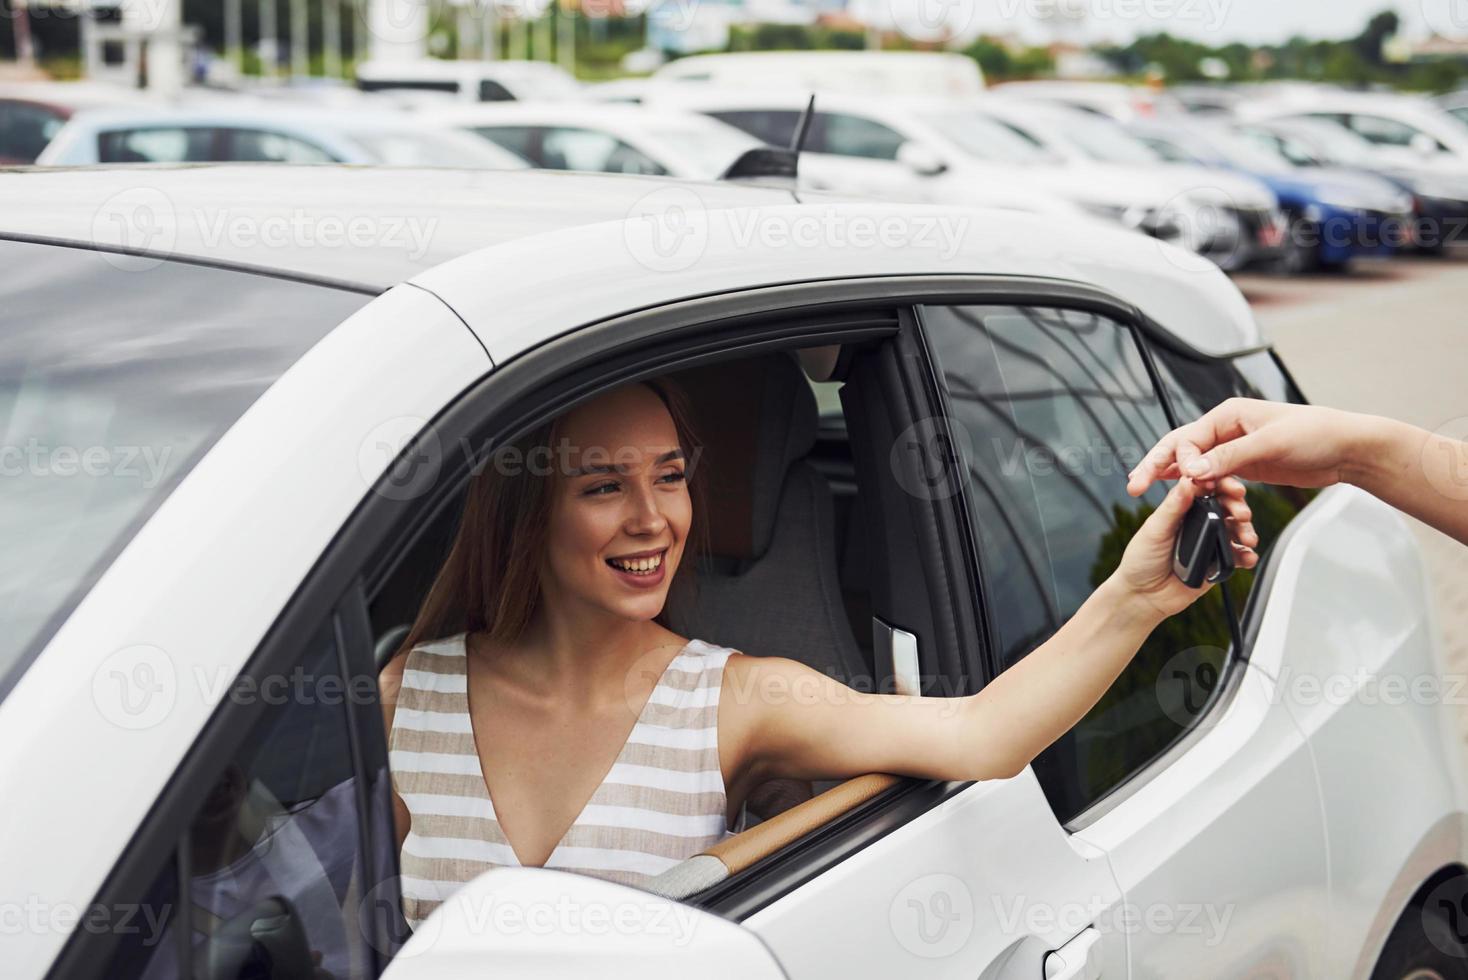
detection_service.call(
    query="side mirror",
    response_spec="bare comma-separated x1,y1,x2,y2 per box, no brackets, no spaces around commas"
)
1410,132,1440,157
896,140,947,177
381,867,787,979
195,895,317,980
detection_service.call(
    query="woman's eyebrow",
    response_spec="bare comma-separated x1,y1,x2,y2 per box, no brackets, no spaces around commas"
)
568,448,684,477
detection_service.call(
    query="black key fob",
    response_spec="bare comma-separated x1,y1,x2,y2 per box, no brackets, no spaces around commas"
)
1173,493,1235,589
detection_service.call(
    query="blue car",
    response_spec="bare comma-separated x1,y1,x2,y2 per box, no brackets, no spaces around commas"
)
1129,117,1415,273
1234,116,1468,256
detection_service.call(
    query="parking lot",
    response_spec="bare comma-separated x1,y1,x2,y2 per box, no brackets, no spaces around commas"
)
1237,251,1468,728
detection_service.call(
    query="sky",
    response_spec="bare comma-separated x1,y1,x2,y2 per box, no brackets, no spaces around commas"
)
865,0,1464,46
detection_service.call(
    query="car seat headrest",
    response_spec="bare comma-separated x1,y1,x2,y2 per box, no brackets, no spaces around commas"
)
666,352,818,562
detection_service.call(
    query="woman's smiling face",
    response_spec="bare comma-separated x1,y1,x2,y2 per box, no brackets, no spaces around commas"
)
539,384,691,624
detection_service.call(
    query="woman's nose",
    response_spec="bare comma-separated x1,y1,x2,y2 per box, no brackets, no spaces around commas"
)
624,483,668,534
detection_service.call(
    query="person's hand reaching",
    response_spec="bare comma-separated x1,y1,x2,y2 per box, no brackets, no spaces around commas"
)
1112,474,1258,618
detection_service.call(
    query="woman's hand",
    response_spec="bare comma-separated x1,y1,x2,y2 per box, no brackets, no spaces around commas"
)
1111,473,1259,619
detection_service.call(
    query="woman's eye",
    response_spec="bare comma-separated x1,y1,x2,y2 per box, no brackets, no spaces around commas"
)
585,481,619,496
659,470,686,485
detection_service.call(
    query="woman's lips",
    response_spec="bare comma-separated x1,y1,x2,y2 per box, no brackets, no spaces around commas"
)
606,549,668,590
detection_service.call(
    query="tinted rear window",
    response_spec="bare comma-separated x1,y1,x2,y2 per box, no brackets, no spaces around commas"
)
0,240,371,699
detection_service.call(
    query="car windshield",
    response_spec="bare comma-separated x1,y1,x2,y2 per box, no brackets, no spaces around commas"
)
919,111,1053,163
347,127,525,168
1282,119,1379,166
1053,114,1162,164
645,122,760,176
1199,126,1294,172
0,241,368,701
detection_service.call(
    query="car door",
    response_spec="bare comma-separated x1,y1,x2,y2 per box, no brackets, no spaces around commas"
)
709,300,1133,979
915,300,1330,978
324,286,1130,978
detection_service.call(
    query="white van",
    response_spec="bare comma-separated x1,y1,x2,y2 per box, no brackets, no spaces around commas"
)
354,58,580,103
650,50,984,98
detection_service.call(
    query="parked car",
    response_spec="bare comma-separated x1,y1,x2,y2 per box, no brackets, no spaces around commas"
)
992,80,1185,121
1236,115,1468,254
423,102,764,180
649,89,1274,264
975,98,1286,272
649,50,985,98
1237,91,1468,174
353,58,582,103
3,163,1462,980
0,81,145,164
1129,116,1414,272
34,105,530,169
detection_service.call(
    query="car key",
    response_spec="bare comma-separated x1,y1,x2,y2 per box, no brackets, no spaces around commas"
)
1173,492,1236,589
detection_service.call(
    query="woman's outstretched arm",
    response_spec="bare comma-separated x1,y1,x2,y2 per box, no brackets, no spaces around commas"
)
718,476,1257,795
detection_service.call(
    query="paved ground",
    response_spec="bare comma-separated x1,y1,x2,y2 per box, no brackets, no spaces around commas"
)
1234,251,1468,720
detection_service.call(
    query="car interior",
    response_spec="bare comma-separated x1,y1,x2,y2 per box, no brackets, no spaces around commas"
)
364,341,924,903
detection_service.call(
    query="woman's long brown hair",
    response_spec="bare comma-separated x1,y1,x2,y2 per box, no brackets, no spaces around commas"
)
394,378,707,661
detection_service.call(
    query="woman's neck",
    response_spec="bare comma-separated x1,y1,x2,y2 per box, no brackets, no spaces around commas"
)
489,605,683,708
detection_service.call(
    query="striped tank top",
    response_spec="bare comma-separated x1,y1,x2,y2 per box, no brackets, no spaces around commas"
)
388,633,737,929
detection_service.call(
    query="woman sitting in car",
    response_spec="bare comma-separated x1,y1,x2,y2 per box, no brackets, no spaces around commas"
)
379,375,1256,929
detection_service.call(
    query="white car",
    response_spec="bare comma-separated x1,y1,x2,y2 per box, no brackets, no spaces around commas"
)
975,98,1286,271
649,50,985,98
2,164,1464,980
35,104,530,169
354,58,582,103
648,89,1275,264
992,80,1185,122
422,102,765,180
1237,91,1468,175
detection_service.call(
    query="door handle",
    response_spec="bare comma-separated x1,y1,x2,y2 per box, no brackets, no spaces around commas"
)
1043,925,1102,980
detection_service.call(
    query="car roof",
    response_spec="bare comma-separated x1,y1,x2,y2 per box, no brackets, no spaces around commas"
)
49,102,441,132
421,101,744,134
0,165,804,290
0,165,1264,356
